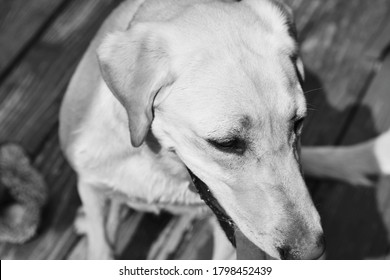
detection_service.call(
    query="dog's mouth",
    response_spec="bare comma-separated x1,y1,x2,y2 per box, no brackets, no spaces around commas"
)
186,168,236,245
187,168,269,259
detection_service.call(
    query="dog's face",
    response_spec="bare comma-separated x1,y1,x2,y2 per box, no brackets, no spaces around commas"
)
98,0,324,259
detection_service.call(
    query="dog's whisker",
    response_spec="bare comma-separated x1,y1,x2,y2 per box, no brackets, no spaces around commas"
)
306,103,318,111
303,87,323,95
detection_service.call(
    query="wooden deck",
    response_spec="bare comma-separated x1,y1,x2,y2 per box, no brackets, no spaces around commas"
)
0,0,390,260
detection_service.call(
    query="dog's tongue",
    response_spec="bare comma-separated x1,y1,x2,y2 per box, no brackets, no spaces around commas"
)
235,229,271,259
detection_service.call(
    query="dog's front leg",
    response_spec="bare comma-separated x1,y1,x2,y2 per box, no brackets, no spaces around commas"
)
301,129,390,187
106,198,123,249
77,181,113,259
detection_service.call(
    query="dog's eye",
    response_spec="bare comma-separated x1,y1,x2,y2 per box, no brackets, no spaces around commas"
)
207,138,246,154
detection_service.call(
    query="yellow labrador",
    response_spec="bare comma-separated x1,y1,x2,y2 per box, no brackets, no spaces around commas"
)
59,0,327,259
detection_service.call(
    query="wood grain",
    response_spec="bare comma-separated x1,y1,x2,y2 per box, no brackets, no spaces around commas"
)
0,0,122,154
0,0,68,75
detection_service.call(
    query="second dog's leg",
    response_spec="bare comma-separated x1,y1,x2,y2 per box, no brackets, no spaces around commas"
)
77,181,113,259
301,130,390,187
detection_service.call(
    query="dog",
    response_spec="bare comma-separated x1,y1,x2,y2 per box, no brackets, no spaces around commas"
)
59,0,328,260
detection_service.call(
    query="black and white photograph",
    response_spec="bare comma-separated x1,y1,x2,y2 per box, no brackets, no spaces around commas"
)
0,0,390,264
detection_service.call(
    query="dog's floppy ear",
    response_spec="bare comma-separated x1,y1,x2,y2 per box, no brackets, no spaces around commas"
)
97,23,175,147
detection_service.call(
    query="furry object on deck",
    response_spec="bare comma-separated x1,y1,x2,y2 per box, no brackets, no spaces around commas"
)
0,143,47,244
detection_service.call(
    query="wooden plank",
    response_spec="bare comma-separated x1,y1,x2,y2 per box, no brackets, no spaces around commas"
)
0,0,122,154
119,212,172,260
341,54,390,144
0,0,68,75
310,54,390,259
147,215,197,260
367,20,390,59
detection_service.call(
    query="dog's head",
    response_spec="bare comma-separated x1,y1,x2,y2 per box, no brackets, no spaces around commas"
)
98,0,324,259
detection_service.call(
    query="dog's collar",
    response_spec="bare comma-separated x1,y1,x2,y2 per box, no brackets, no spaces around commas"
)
186,168,236,247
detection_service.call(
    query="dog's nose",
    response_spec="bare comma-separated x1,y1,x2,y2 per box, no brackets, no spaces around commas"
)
278,234,325,260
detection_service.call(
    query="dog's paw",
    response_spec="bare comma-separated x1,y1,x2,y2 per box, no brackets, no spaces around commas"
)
341,129,390,187
74,207,87,235
333,144,380,188
304,144,380,188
